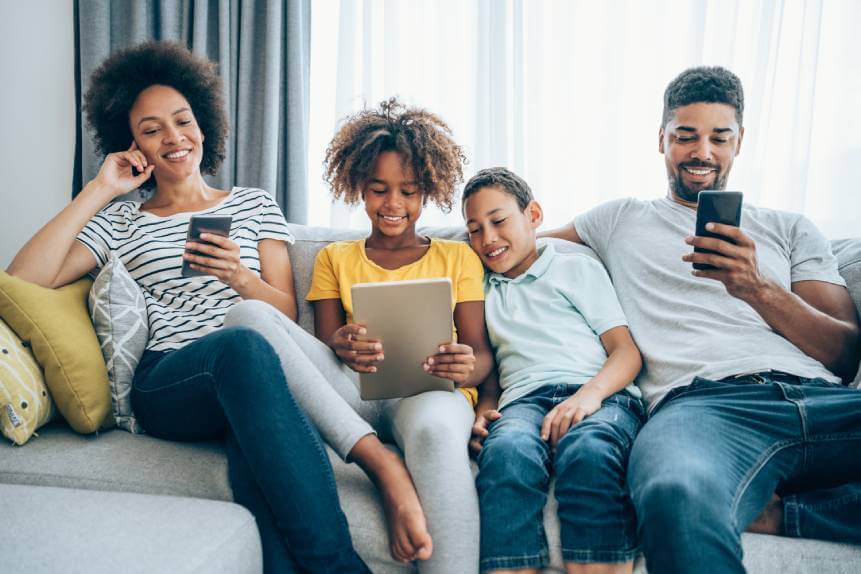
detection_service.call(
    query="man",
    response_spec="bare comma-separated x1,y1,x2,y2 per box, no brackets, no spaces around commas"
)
545,66,861,573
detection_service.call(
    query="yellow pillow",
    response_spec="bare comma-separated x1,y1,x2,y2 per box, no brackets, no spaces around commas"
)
0,318,56,445
0,273,110,433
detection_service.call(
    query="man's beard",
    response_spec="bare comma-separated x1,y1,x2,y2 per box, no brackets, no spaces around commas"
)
670,165,728,202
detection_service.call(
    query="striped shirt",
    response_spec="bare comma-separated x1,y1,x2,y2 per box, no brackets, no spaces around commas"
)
76,187,294,352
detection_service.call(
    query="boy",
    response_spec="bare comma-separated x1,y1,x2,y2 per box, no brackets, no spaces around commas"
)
463,167,644,574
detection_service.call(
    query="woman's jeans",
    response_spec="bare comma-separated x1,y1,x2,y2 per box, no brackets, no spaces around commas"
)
628,372,861,574
132,326,370,574
476,384,645,572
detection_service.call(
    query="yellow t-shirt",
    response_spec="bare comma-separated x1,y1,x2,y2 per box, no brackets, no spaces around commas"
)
307,238,485,406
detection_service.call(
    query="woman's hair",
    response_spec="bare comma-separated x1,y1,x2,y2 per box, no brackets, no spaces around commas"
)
323,98,467,212
83,41,228,177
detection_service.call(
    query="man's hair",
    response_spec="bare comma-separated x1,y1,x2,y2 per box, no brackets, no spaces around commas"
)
662,66,744,127
461,167,534,212
84,41,228,183
323,98,466,212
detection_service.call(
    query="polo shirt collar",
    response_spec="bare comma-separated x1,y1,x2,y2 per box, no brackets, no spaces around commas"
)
488,243,555,285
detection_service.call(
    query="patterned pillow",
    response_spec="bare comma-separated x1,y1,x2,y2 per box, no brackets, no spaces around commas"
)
0,318,55,445
89,257,148,433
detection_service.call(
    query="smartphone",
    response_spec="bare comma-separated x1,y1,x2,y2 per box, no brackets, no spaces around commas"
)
181,214,233,278
693,191,743,271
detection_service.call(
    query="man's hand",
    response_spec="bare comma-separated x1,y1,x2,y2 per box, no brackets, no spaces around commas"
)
541,388,603,448
683,222,772,302
328,324,384,373
469,408,502,457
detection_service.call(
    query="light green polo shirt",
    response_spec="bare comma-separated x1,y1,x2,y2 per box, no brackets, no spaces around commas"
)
484,243,639,409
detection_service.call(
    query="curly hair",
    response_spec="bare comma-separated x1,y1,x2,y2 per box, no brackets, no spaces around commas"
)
462,167,534,213
83,41,228,180
323,98,467,212
662,66,744,127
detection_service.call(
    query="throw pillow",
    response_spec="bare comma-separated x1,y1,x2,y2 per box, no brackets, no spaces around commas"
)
0,319,55,445
0,272,111,433
89,257,148,433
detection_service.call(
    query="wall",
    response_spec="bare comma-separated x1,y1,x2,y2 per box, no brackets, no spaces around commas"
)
0,1,76,268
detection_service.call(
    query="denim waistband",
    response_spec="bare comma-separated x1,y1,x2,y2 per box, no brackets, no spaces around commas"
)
720,370,802,384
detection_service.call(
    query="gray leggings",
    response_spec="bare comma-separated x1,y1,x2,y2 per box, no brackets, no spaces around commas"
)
223,300,479,574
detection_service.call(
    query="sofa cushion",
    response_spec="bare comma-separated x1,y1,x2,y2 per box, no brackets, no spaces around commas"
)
0,483,261,574
831,239,861,385
0,273,110,433
89,256,148,433
0,318,55,445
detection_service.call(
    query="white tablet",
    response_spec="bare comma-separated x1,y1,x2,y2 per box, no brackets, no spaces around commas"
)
351,277,456,400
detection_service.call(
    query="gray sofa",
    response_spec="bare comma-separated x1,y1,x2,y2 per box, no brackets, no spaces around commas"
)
2,225,861,573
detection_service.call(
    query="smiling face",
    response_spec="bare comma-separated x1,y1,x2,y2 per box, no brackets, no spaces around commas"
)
464,186,543,279
128,84,205,185
362,150,424,239
660,102,744,204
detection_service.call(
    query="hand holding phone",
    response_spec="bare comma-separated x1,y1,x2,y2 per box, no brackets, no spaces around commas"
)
693,191,743,270
181,215,233,278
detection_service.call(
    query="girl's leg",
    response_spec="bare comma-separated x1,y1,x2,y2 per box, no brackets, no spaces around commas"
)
132,326,369,573
224,300,432,562
387,389,478,574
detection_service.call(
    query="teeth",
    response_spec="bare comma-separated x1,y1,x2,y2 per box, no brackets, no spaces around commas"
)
685,167,713,176
382,215,403,221
165,150,190,159
488,247,507,257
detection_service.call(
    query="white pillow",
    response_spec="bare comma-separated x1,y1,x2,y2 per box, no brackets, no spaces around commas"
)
89,256,148,433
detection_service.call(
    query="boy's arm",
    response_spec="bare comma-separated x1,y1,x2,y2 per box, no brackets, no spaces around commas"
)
470,370,502,457
541,325,642,447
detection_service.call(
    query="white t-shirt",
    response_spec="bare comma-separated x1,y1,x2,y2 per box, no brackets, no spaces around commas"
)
76,187,294,352
575,196,844,410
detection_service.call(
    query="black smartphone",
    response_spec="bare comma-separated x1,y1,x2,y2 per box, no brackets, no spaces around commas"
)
693,191,743,271
181,214,233,278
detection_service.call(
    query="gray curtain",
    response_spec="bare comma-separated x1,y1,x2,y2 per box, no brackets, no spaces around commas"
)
73,0,310,223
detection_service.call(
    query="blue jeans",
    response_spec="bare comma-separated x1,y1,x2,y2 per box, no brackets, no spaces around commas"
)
629,372,861,574
132,326,370,574
476,384,645,572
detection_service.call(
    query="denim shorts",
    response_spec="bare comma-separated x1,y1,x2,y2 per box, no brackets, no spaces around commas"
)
475,384,645,571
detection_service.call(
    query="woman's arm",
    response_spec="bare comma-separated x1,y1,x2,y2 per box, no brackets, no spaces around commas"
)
7,146,153,287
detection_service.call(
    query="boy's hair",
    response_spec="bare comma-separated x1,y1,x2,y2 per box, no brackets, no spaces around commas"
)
462,167,534,212
84,41,228,184
662,66,744,127
323,98,466,212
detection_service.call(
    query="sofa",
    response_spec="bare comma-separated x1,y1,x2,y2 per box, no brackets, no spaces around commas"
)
3,224,861,574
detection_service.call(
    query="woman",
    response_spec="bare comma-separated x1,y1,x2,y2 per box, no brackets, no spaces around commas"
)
7,41,368,574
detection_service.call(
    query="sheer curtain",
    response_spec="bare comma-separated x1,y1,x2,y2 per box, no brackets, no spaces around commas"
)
307,0,860,238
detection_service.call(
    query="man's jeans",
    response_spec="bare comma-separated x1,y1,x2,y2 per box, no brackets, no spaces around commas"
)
476,384,645,572
628,372,861,574
132,326,370,574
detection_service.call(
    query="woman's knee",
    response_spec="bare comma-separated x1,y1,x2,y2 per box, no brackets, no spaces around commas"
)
209,326,282,382
223,299,278,329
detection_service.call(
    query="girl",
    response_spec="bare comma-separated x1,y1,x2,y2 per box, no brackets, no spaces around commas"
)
7,41,368,574
225,98,493,573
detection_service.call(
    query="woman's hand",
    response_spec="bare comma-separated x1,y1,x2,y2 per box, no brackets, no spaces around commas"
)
328,324,384,373
423,343,476,385
183,232,251,290
91,141,155,197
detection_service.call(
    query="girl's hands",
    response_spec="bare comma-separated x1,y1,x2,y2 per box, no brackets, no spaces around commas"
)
423,343,476,385
92,142,154,197
328,324,384,373
183,232,251,290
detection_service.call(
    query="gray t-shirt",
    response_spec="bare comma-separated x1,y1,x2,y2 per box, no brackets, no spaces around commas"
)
575,197,845,410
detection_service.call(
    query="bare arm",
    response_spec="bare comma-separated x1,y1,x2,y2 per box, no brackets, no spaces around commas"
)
685,223,860,381
428,300,493,388
538,219,585,244
469,370,502,457
7,145,153,287
541,325,642,447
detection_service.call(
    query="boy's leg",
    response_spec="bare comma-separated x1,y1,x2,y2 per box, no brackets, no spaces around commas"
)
554,391,643,569
476,389,553,573
386,390,478,574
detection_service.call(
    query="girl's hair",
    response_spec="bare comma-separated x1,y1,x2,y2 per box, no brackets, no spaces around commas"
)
83,41,228,179
323,98,466,212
